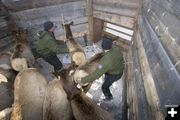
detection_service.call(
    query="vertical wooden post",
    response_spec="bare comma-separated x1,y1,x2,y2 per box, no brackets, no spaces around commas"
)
87,0,93,45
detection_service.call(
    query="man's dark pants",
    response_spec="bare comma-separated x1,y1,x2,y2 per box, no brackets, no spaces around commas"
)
42,54,62,71
102,72,123,99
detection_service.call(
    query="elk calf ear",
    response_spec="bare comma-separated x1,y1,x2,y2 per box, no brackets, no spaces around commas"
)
69,21,74,26
61,24,64,28
11,30,18,37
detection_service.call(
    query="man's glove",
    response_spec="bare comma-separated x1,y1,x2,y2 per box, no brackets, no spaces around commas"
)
74,78,89,89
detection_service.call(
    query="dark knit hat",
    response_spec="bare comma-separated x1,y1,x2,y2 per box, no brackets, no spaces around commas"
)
43,21,54,31
102,36,112,50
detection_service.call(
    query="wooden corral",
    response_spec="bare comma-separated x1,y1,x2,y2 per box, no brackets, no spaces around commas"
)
87,0,180,120
0,0,180,120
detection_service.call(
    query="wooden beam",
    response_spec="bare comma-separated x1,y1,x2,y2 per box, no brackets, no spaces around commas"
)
135,29,164,119
121,54,128,120
92,18,103,43
93,10,135,29
57,30,88,40
93,0,139,10
2,0,84,11
126,47,139,120
87,0,93,45
93,4,138,18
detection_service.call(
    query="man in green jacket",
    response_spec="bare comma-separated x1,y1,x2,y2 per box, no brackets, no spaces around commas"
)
79,36,124,101
37,21,69,71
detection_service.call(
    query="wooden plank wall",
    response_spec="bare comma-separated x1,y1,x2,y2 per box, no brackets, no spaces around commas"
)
143,0,180,73
0,1,15,52
92,0,139,29
2,0,81,11
126,0,180,119
91,0,180,119
7,0,88,49
89,0,139,43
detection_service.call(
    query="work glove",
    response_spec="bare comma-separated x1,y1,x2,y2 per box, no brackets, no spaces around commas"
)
74,78,89,90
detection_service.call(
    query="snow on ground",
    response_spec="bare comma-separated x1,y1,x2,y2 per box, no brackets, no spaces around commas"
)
36,40,123,120
87,76,123,120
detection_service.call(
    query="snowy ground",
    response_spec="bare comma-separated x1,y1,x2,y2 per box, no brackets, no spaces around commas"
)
35,40,123,120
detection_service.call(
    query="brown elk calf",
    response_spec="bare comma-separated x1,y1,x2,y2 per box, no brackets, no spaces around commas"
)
62,21,86,66
43,80,73,120
60,69,114,120
11,28,35,72
11,68,47,120
11,68,73,120
71,52,104,92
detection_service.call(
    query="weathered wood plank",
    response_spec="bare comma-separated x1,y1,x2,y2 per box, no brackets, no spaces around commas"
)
10,1,87,28
93,4,138,18
131,36,154,120
150,0,180,19
146,9,180,73
144,1,180,46
135,29,164,120
87,0,93,44
92,18,103,43
93,0,139,10
93,10,135,29
139,14,180,106
121,59,128,120
0,36,14,48
2,0,83,11
0,26,10,39
0,17,8,28
126,46,139,120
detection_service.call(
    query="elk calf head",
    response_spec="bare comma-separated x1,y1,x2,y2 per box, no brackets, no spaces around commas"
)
11,28,28,44
62,21,74,39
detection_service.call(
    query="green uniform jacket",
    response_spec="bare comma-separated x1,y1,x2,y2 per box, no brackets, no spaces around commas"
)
36,31,69,56
82,46,124,84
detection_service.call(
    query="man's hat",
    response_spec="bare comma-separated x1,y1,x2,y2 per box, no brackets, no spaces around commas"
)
43,21,54,31
102,36,112,50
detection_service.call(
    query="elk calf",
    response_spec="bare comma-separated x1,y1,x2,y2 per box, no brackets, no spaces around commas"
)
60,69,114,120
11,29,35,71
